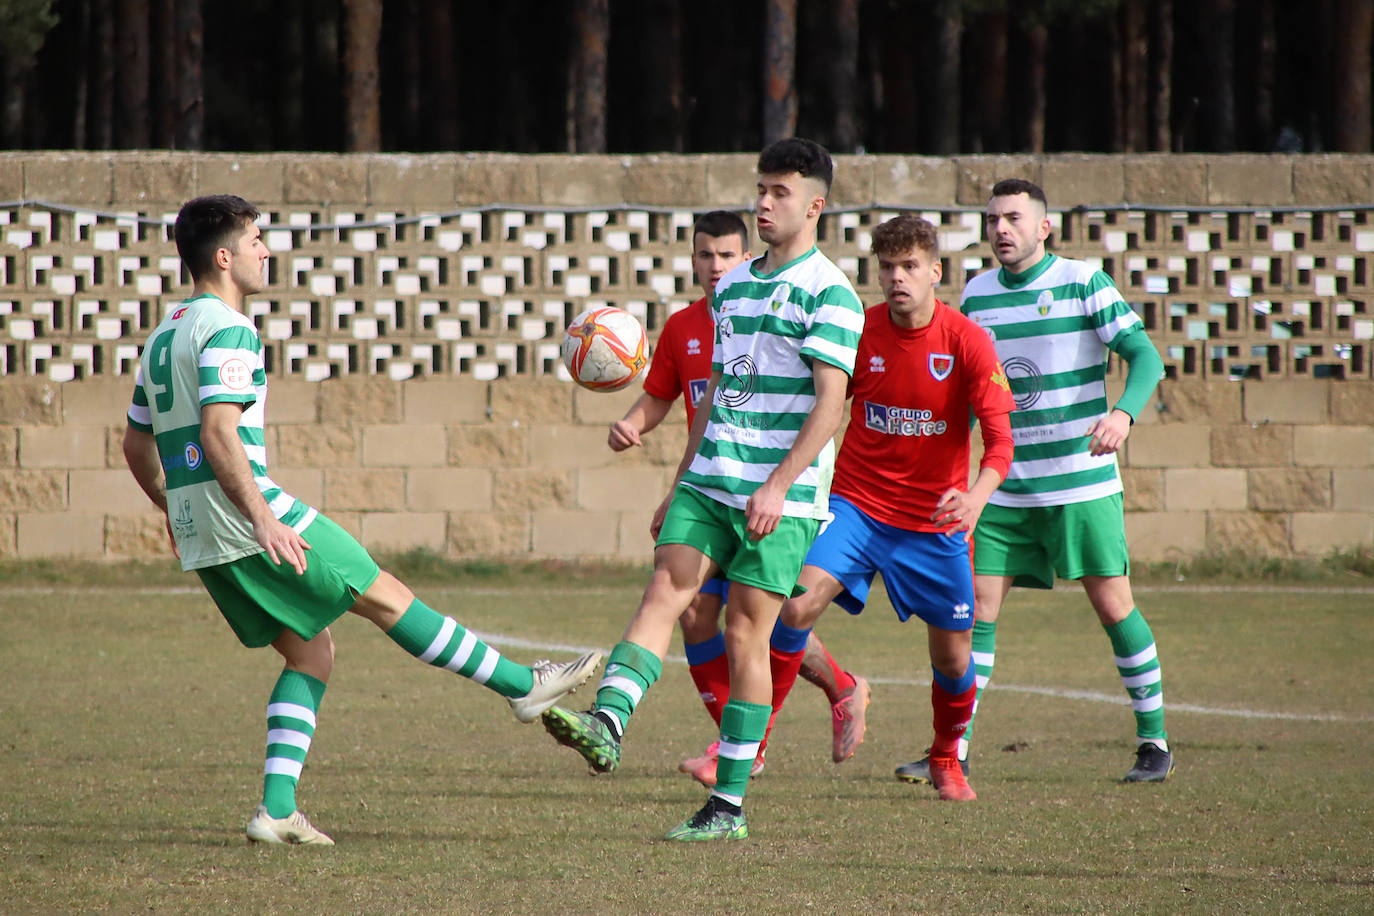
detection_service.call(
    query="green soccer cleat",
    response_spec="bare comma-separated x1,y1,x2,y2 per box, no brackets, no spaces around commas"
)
541,706,621,774
664,797,748,842
1123,742,1175,783
508,651,602,723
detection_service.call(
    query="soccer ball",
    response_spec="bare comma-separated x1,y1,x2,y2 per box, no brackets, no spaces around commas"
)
561,306,648,392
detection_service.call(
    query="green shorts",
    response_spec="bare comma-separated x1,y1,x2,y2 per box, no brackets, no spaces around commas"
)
195,513,381,648
657,484,819,598
972,493,1130,590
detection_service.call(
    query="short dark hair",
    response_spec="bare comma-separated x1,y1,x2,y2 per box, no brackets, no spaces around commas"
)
174,194,261,280
990,178,1048,209
693,210,749,250
871,214,939,260
757,137,834,192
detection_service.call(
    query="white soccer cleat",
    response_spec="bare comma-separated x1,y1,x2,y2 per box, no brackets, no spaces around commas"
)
246,805,335,846
508,651,602,723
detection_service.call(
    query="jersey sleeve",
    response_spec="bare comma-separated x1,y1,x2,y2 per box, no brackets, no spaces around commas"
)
641,318,683,402
199,324,263,406
126,367,153,432
801,284,865,375
976,408,1014,480
1084,269,1143,347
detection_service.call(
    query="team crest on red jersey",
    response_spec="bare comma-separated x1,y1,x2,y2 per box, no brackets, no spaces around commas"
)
929,353,954,381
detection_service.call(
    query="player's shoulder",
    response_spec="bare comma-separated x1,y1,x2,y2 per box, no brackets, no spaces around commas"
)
960,266,1004,298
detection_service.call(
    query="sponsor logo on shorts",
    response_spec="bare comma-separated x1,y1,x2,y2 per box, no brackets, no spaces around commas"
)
864,401,948,437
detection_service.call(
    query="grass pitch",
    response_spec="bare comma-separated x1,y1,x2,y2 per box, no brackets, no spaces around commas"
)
1,569,1370,914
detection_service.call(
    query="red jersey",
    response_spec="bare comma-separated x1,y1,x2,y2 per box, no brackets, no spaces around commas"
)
641,297,714,429
832,300,1016,531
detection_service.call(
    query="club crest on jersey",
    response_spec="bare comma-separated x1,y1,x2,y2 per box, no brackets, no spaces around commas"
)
767,283,791,312
1036,290,1054,316
929,353,954,381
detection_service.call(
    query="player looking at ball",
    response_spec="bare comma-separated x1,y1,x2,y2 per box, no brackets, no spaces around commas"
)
895,177,1173,785
542,138,864,841
767,214,1015,802
122,195,600,846
608,210,871,788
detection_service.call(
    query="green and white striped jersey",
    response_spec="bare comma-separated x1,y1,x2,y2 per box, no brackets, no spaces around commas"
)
960,253,1148,508
681,247,864,518
127,294,315,570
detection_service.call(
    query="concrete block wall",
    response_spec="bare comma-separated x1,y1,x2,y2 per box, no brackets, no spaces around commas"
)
1,375,1371,563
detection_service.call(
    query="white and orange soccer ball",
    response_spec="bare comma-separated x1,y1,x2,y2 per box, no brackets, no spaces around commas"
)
560,306,648,392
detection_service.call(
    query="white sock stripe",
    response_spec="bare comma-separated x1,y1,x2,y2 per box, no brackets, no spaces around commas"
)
467,647,500,684
711,789,744,806
600,675,643,705
264,757,304,779
1121,670,1162,689
266,728,312,750
419,617,457,664
974,674,990,689
971,651,996,667
1115,644,1158,669
956,737,970,759
718,739,761,761
1132,693,1164,712
266,702,316,728
442,628,480,673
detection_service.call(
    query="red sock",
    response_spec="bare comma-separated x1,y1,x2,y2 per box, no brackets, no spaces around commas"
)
688,654,731,727
798,633,856,703
931,681,977,759
760,645,806,753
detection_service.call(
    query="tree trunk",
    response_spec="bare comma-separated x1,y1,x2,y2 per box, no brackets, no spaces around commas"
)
343,0,383,152
638,0,685,152
173,0,203,150
976,10,1008,152
1252,0,1277,148
830,0,860,152
91,0,114,148
1151,0,1173,151
151,0,175,146
114,0,150,148
570,0,609,153
1024,20,1048,153
426,1,459,149
932,0,961,154
762,0,797,144
1334,0,1373,150
1202,0,1236,150
1120,0,1148,151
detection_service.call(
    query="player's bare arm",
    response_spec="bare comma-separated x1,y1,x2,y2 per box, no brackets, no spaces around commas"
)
745,360,848,540
609,392,674,451
200,401,311,573
122,425,179,556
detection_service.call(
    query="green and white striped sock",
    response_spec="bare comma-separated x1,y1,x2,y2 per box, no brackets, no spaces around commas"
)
386,599,533,698
959,619,997,761
593,641,662,738
1105,607,1168,750
262,669,326,818
712,699,770,807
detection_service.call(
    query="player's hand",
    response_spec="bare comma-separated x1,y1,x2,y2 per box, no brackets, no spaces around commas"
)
1085,408,1133,457
163,514,180,560
745,481,786,541
253,517,312,574
650,491,674,540
608,419,642,451
932,487,987,543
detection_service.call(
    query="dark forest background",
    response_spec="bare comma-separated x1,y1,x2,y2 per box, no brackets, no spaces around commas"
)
2,0,1371,155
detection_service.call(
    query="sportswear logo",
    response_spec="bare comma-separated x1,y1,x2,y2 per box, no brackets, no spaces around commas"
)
1132,686,1153,699
171,307,188,320
686,336,702,355
1036,290,1054,316
952,602,971,619
869,355,886,373
929,353,954,381
605,664,620,675
219,358,252,390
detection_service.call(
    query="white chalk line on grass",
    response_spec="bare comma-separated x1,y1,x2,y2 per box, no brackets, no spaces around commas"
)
472,632,1374,725
6,584,1369,723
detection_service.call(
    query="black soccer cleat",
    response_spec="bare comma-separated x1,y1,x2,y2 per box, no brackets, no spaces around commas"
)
1123,743,1175,783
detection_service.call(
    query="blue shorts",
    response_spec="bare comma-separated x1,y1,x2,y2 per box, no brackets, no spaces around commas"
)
698,577,731,599
804,495,974,630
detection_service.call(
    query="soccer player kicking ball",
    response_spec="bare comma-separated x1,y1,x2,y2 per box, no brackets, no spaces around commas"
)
769,214,1015,802
897,178,1173,785
608,210,870,788
542,138,864,841
122,195,600,846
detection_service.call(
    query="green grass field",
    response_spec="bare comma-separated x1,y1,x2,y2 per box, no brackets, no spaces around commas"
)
2,567,1371,914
